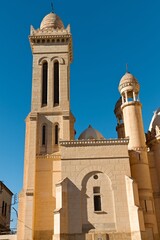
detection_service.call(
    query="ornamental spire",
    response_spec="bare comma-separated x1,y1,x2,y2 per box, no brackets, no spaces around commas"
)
51,1,54,13
126,63,129,73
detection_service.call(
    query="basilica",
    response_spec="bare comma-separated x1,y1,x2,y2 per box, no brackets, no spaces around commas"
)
13,10,160,240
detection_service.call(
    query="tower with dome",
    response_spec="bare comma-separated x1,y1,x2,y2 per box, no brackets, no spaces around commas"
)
15,10,160,240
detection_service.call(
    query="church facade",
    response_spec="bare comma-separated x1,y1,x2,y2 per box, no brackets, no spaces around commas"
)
16,11,160,240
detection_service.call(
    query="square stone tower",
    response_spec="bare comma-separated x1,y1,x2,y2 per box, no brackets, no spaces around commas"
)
17,12,75,240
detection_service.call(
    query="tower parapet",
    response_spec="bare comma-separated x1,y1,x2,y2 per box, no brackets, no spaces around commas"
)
29,13,73,62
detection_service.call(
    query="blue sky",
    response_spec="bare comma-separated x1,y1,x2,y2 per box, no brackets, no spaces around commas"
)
0,0,160,229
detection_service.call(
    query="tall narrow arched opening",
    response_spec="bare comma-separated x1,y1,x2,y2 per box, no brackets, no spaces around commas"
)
42,61,48,106
55,124,59,145
54,61,59,106
42,125,46,146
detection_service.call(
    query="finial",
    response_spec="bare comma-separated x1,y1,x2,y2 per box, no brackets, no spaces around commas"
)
126,63,129,73
51,1,54,13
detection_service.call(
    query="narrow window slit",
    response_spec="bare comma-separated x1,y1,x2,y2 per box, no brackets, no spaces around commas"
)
55,125,59,145
42,62,48,106
42,125,46,145
54,61,59,106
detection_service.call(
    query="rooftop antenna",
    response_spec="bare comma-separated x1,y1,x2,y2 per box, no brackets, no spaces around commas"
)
51,1,54,13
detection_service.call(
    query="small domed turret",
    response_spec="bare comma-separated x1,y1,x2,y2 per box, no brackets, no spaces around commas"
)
40,12,64,30
119,72,140,98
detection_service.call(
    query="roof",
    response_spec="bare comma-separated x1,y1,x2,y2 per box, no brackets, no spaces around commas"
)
119,72,140,95
78,125,105,140
40,12,64,30
0,181,13,196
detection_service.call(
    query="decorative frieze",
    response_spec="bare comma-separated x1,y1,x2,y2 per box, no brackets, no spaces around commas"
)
29,35,71,44
129,146,148,152
36,154,61,159
60,138,129,147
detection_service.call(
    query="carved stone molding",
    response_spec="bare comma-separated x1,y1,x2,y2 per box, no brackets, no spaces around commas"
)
60,138,129,147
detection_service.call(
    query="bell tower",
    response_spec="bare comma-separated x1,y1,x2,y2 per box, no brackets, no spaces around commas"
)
30,12,75,145
119,72,159,239
17,12,75,240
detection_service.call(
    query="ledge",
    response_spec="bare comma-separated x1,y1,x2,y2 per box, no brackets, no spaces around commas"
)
36,154,61,159
60,138,129,147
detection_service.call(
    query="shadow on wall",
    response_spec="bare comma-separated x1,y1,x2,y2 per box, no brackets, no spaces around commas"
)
64,171,107,233
60,178,94,234
57,176,111,239
81,171,103,233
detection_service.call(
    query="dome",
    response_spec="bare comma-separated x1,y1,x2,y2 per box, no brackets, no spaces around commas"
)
119,72,138,85
149,108,160,132
119,72,140,95
78,125,105,140
40,12,64,30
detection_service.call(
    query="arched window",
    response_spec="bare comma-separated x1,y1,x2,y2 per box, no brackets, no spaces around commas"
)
42,61,48,106
42,125,46,145
55,124,59,145
54,61,59,106
93,187,102,211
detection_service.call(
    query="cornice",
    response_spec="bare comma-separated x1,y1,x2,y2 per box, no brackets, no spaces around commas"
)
29,34,73,62
129,146,148,151
36,153,61,160
60,138,129,147
29,34,71,41
121,101,142,110
29,110,70,117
